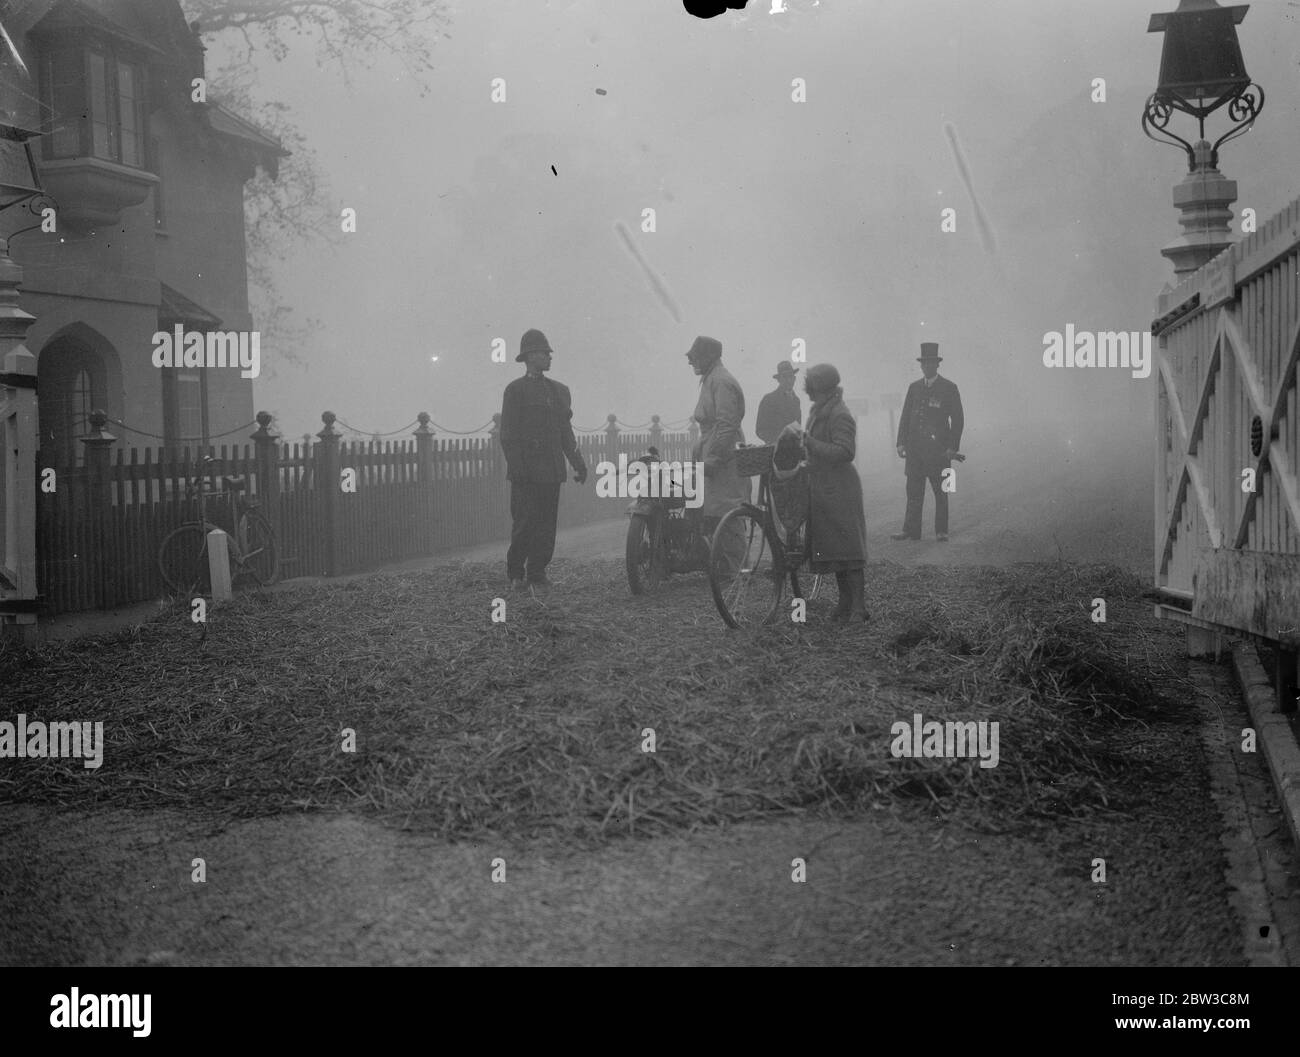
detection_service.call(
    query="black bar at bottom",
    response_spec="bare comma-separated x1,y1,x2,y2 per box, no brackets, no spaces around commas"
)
0,968,1292,1044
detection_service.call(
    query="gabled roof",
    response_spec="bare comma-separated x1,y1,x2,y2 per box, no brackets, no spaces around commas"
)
10,1,203,73
11,0,288,177
158,282,222,328
207,104,287,158
121,0,204,62
203,102,289,179
27,0,169,57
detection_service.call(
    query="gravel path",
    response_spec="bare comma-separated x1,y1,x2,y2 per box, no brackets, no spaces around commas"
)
0,798,1243,966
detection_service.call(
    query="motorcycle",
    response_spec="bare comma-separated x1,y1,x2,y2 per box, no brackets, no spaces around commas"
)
625,447,712,594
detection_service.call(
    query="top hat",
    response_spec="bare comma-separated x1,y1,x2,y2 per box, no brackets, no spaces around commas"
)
917,342,942,362
517,328,553,363
773,361,798,379
686,335,723,360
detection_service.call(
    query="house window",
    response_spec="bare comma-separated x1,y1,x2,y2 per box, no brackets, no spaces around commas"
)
36,353,103,468
162,365,209,452
45,50,82,158
70,368,93,438
150,136,165,230
117,61,143,167
40,45,148,168
177,371,204,446
65,367,94,467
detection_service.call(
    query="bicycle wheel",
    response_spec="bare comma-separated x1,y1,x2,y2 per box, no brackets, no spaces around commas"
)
237,511,280,585
158,524,213,596
782,523,822,602
626,514,666,595
709,505,785,628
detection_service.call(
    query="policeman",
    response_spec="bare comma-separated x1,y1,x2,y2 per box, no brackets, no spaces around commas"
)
755,361,801,443
892,342,963,542
498,328,588,591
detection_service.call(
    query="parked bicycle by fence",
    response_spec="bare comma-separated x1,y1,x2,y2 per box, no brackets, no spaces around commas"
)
158,455,280,596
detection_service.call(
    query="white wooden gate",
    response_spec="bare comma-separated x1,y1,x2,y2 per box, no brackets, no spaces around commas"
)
1153,199,1300,646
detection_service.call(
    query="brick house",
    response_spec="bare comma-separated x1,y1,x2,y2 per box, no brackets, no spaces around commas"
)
1,0,284,464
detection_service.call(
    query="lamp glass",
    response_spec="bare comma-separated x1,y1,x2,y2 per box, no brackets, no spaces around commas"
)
0,138,39,198
1157,9,1249,102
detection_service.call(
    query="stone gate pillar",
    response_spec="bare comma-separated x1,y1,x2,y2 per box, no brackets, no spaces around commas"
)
1162,140,1238,279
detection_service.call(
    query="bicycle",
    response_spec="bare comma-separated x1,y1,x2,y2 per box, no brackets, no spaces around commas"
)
158,455,280,596
708,443,823,628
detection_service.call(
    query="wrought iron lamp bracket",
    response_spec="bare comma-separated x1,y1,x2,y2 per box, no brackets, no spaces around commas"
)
0,191,56,239
1142,93,1196,170
1209,81,1264,164
1142,81,1264,171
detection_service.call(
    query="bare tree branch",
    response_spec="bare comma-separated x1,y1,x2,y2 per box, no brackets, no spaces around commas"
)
176,0,453,361
182,0,451,86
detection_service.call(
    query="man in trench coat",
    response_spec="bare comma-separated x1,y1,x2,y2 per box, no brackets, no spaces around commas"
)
756,361,801,443
498,328,588,590
687,335,749,569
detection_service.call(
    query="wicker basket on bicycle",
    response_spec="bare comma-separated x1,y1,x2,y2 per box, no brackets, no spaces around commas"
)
733,443,775,477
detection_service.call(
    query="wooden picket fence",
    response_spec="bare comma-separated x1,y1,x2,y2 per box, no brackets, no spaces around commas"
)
34,409,696,616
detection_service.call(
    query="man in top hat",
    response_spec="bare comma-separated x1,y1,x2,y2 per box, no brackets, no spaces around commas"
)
498,328,588,591
756,361,802,444
892,342,963,542
686,335,749,568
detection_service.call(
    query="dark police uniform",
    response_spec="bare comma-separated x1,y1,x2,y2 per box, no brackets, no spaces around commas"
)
896,373,963,538
499,370,586,583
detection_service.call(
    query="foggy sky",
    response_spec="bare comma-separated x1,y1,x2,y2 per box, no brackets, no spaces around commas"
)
223,0,1300,452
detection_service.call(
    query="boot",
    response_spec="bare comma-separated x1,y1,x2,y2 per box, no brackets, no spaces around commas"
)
831,572,851,622
845,569,869,623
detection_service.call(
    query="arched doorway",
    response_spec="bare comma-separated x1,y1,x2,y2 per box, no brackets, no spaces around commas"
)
36,329,115,466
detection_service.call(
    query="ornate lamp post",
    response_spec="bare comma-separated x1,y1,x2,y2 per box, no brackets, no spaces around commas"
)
0,124,53,233
0,29,48,636
1143,0,1263,277
0,123,52,356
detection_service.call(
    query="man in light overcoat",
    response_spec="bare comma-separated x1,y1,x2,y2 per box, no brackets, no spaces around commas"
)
687,335,748,568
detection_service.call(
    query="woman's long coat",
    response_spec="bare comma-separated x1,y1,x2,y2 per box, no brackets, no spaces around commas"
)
803,392,867,564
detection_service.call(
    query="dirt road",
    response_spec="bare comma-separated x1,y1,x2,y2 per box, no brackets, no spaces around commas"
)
4,442,1297,966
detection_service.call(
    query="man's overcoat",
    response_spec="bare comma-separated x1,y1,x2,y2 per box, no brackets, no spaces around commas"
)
897,375,963,478
692,361,749,518
756,387,801,444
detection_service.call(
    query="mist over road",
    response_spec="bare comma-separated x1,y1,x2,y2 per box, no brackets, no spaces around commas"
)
529,425,1154,578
